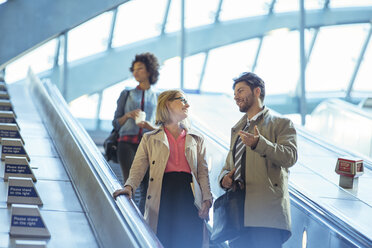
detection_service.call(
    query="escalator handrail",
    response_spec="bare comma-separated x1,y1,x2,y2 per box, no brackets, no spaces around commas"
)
28,70,162,248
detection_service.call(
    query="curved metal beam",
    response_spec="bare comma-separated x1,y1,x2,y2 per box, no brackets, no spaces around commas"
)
0,0,130,69
42,6,372,101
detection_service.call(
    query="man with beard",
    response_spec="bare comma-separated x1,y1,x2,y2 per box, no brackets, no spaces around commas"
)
219,72,298,248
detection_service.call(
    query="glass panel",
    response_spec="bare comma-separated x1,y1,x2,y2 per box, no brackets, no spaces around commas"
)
219,0,270,21
274,0,323,12
113,0,166,46
254,29,313,95
4,39,57,83
184,53,206,90
185,0,220,28
306,24,368,92
157,57,181,89
166,0,219,32
202,39,260,93
68,11,112,62
330,0,372,8
165,0,180,32
57,37,65,66
354,29,372,92
69,93,99,119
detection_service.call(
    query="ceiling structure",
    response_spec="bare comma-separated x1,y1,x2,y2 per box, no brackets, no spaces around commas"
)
1,0,371,128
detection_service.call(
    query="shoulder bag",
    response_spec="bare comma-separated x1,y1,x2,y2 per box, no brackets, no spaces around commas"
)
104,90,129,163
210,188,245,243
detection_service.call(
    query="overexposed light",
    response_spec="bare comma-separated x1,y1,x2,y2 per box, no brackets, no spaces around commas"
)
267,28,290,36
113,0,166,46
69,94,99,119
157,57,181,89
220,0,269,21
68,11,112,62
5,39,57,83
99,78,138,121
302,229,307,248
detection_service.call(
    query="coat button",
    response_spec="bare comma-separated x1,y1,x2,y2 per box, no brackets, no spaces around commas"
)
152,160,155,164
274,183,278,187
150,178,154,181
147,195,151,199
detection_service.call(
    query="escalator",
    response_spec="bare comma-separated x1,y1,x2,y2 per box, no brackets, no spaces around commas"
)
0,70,162,248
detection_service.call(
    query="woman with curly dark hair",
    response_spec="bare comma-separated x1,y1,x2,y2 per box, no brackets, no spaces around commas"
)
112,52,160,214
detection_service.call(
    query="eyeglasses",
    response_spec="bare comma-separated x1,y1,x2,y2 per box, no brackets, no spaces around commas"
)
172,97,188,105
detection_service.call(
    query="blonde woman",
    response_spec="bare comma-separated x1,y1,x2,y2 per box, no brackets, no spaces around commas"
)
113,90,212,248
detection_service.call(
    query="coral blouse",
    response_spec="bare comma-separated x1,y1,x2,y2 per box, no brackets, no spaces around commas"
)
164,127,191,173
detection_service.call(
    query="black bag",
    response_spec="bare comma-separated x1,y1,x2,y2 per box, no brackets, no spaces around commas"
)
104,89,129,163
211,189,245,243
104,129,119,163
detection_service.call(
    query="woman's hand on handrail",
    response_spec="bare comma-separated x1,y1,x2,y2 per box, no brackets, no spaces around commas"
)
113,185,133,200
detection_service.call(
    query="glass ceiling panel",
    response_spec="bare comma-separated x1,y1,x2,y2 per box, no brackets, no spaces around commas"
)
68,12,112,62
185,0,220,28
306,24,368,92
330,0,372,8
165,0,180,33
69,93,99,119
254,29,308,95
4,39,57,83
201,39,260,94
157,57,181,89
113,0,166,47
184,53,206,90
353,30,372,92
274,0,323,12
219,0,270,21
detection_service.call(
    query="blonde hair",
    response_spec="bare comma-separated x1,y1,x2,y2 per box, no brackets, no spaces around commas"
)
155,89,190,128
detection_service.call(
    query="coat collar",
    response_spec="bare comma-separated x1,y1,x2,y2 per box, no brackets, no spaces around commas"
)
147,125,202,147
232,106,269,133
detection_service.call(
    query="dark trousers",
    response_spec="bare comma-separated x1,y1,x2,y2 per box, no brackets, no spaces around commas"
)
117,141,148,214
229,226,286,248
157,172,203,248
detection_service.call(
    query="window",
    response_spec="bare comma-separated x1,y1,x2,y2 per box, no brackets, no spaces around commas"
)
68,12,112,62
5,39,57,83
112,0,166,46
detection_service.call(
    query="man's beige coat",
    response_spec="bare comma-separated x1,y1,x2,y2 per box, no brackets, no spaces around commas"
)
219,107,297,241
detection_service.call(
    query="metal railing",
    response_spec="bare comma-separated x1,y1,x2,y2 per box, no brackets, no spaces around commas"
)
27,69,162,248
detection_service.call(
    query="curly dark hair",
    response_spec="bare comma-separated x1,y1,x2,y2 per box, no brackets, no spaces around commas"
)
130,52,160,85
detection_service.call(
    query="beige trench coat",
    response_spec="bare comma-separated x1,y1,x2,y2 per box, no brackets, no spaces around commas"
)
219,107,297,241
125,127,213,233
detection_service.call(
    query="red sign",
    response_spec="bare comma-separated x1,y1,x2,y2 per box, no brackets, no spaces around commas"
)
338,161,351,173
